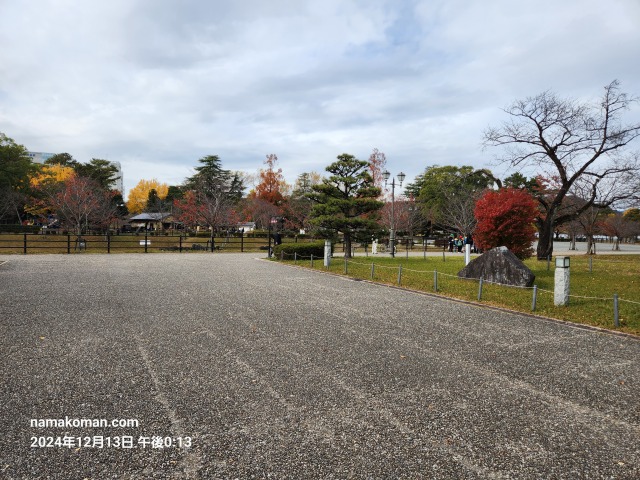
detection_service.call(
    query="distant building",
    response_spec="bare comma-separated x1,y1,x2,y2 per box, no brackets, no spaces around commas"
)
109,161,124,194
128,212,176,231
27,151,56,163
237,222,256,232
27,151,123,193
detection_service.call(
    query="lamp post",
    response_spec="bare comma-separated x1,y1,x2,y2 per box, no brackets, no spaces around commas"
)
382,170,406,258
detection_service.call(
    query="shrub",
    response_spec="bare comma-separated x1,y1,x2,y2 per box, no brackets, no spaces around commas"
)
273,241,325,259
474,188,538,259
0,224,41,234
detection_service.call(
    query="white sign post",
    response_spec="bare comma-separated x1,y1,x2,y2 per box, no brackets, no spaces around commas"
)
324,240,332,267
554,257,570,306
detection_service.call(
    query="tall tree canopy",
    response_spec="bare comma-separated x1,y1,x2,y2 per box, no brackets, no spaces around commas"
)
126,179,169,214
285,171,323,232
0,133,37,223
46,154,120,191
0,133,36,193
49,176,117,236
484,80,640,259
308,153,383,258
186,155,244,202
251,154,288,206
405,165,498,235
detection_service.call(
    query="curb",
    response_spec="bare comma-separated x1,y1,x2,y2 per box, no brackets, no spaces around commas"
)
264,258,640,342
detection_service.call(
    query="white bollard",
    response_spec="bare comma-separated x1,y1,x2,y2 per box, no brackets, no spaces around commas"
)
554,257,570,306
324,240,331,268
464,243,471,266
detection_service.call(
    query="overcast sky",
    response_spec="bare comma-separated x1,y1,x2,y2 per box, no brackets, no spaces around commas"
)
2,0,639,198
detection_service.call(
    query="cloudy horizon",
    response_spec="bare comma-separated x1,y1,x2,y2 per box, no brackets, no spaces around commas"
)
2,0,639,198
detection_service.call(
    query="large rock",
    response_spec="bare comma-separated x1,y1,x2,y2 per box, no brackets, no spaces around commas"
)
458,246,535,287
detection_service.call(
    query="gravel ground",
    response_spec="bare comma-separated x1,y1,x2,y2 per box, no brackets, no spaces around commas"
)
1,253,638,479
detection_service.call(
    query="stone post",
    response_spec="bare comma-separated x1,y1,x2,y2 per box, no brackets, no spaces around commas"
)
554,257,570,306
324,240,332,268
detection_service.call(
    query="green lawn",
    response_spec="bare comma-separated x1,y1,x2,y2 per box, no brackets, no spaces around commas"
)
280,254,640,336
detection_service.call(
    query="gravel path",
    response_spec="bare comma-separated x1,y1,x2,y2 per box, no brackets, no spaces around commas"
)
1,253,638,479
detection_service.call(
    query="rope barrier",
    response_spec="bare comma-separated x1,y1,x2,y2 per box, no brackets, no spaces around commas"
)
277,254,638,309
615,298,640,305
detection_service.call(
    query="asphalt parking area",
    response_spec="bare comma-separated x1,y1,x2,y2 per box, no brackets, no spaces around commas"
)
1,253,638,479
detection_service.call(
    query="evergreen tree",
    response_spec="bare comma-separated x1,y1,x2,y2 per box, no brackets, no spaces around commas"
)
186,155,231,193
308,154,383,258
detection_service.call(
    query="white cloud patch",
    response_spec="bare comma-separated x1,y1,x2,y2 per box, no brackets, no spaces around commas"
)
1,0,639,197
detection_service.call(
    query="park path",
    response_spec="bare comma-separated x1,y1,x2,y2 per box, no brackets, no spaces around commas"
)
1,253,638,479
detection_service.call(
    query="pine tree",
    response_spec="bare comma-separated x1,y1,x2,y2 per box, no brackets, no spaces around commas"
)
308,154,383,258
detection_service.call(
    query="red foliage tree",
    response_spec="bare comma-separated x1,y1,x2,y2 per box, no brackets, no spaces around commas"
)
251,154,288,206
474,188,538,259
49,176,116,235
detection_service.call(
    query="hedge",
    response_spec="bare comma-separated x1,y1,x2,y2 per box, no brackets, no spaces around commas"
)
273,240,325,259
0,224,41,234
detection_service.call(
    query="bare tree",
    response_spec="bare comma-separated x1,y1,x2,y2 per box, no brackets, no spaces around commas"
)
368,148,387,192
441,190,482,239
49,176,116,237
575,205,605,255
0,189,26,224
601,213,636,250
200,192,237,247
484,81,640,259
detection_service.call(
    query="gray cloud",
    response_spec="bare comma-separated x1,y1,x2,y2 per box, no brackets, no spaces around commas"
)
1,0,639,195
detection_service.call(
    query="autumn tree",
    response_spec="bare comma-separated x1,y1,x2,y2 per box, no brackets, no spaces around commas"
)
46,154,120,191
251,154,289,206
173,181,238,245
30,164,75,187
176,156,243,240
126,179,169,214
474,188,538,259
308,154,383,258
484,80,640,260
24,164,77,219
241,197,280,230
623,208,640,240
49,176,117,236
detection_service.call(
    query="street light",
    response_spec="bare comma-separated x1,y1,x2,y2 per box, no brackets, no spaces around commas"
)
382,170,406,258
267,216,283,258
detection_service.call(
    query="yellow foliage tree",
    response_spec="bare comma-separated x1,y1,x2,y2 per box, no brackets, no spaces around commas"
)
24,165,77,217
30,164,75,188
126,179,169,214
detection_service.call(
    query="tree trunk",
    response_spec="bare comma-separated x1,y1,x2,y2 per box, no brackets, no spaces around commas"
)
536,218,554,260
569,234,576,250
344,234,352,258
586,235,596,255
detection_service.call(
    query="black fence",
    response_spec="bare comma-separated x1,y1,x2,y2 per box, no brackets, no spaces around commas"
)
0,232,280,254
0,232,455,256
